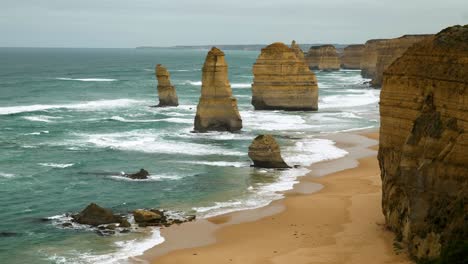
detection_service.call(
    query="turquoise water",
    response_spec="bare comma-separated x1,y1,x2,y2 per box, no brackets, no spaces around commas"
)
0,47,380,264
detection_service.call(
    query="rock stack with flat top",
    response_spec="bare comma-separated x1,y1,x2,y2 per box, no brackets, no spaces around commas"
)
155,64,179,107
305,44,341,70
251,42,319,111
341,44,365,69
248,135,290,168
379,25,468,262
194,47,242,132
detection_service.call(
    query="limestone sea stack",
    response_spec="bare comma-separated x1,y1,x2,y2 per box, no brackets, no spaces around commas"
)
371,35,431,86
379,25,468,261
305,44,341,70
251,42,319,111
290,40,305,60
360,39,389,79
155,64,179,107
341,44,365,69
248,135,290,168
194,47,242,132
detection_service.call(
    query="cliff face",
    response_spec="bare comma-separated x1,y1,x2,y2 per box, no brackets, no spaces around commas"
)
305,44,341,70
251,42,319,111
360,39,388,79
290,40,305,60
155,64,179,107
194,47,242,132
378,25,468,261
341,44,365,69
371,35,432,87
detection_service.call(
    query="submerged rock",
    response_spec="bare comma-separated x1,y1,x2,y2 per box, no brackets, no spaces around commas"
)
72,203,127,227
125,169,149,180
305,44,341,70
194,47,243,132
155,64,179,107
251,42,319,111
379,25,468,261
248,135,290,168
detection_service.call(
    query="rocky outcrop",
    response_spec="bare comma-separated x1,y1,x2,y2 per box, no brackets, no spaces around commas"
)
290,40,305,60
194,47,242,132
155,64,179,107
125,169,149,180
341,44,365,69
72,203,130,227
371,35,431,87
378,25,468,261
251,42,319,111
305,44,341,70
360,39,389,79
133,209,196,227
248,135,290,168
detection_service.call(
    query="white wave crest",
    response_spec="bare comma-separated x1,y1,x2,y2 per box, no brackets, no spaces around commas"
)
23,115,63,123
231,83,251,88
56,78,117,82
38,163,75,168
319,90,380,109
183,161,248,167
0,99,145,115
0,172,15,178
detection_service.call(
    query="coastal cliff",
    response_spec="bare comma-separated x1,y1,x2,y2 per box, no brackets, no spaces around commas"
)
371,35,431,87
360,39,389,79
155,64,179,107
194,47,242,132
305,44,340,71
378,25,468,261
251,42,318,111
341,44,365,69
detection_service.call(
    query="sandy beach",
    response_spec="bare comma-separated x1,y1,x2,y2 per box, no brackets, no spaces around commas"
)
133,131,412,264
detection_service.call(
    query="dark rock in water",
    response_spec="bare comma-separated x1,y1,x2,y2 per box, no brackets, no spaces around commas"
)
72,203,125,226
0,231,17,237
248,135,291,169
119,218,131,228
61,223,73,228
96,229,115,236
133,209,163,227
125,169,149,180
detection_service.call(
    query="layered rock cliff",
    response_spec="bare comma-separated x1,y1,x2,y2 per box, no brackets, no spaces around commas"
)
248,135,290,168
290,40,305,60
305,44,340,70
360,39,389,79
251,42,318,111
194,47,242,132
155,64,179,107
341,44,365,69
378,25,468,261
371,35,431,87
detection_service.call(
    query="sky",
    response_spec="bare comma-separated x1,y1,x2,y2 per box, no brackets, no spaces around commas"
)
0,0,467,48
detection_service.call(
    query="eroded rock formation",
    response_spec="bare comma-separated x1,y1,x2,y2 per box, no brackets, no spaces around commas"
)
155,64,179,107
290,40,305,60
248,135,290,168
72,203,130,227
194,47,242,132
378,25,468,261
341,44,365,69
360,39,389,79
251,42,319,111
305,44,340,70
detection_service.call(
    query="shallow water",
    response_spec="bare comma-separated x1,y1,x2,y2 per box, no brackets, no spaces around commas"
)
0,47,380,263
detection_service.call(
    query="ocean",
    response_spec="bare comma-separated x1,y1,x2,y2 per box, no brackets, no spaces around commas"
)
0,47,380,264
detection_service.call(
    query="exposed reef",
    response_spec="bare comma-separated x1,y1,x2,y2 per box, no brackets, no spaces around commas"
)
155,64,179,107
194,47,242,132
251,42,319,111
378,25,468,261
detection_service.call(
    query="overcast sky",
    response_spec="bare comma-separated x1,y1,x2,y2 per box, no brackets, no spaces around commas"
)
1,0,467,48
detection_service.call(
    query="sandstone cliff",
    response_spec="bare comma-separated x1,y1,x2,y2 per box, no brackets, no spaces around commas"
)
360,39,389,79
290,40,305,60
251,42,318,111
378,25,468,261
155,64,179,107
371,35,431,87
341,44,365,69
194,47,242,132
248,135,290,168
305,44,341,70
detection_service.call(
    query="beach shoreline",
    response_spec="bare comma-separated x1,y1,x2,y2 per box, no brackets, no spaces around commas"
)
131,129,411,264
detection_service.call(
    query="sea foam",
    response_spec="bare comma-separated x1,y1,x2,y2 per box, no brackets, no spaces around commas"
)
55,78,117,82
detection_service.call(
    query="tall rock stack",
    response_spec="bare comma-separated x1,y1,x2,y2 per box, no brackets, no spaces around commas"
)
371,35,431,87
305,44,340,70
251,42,319,111
155,64,179,107
341,44,365,69
290,40,305,60
194,47,242,132
379,25,468,261
360,39,388,79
